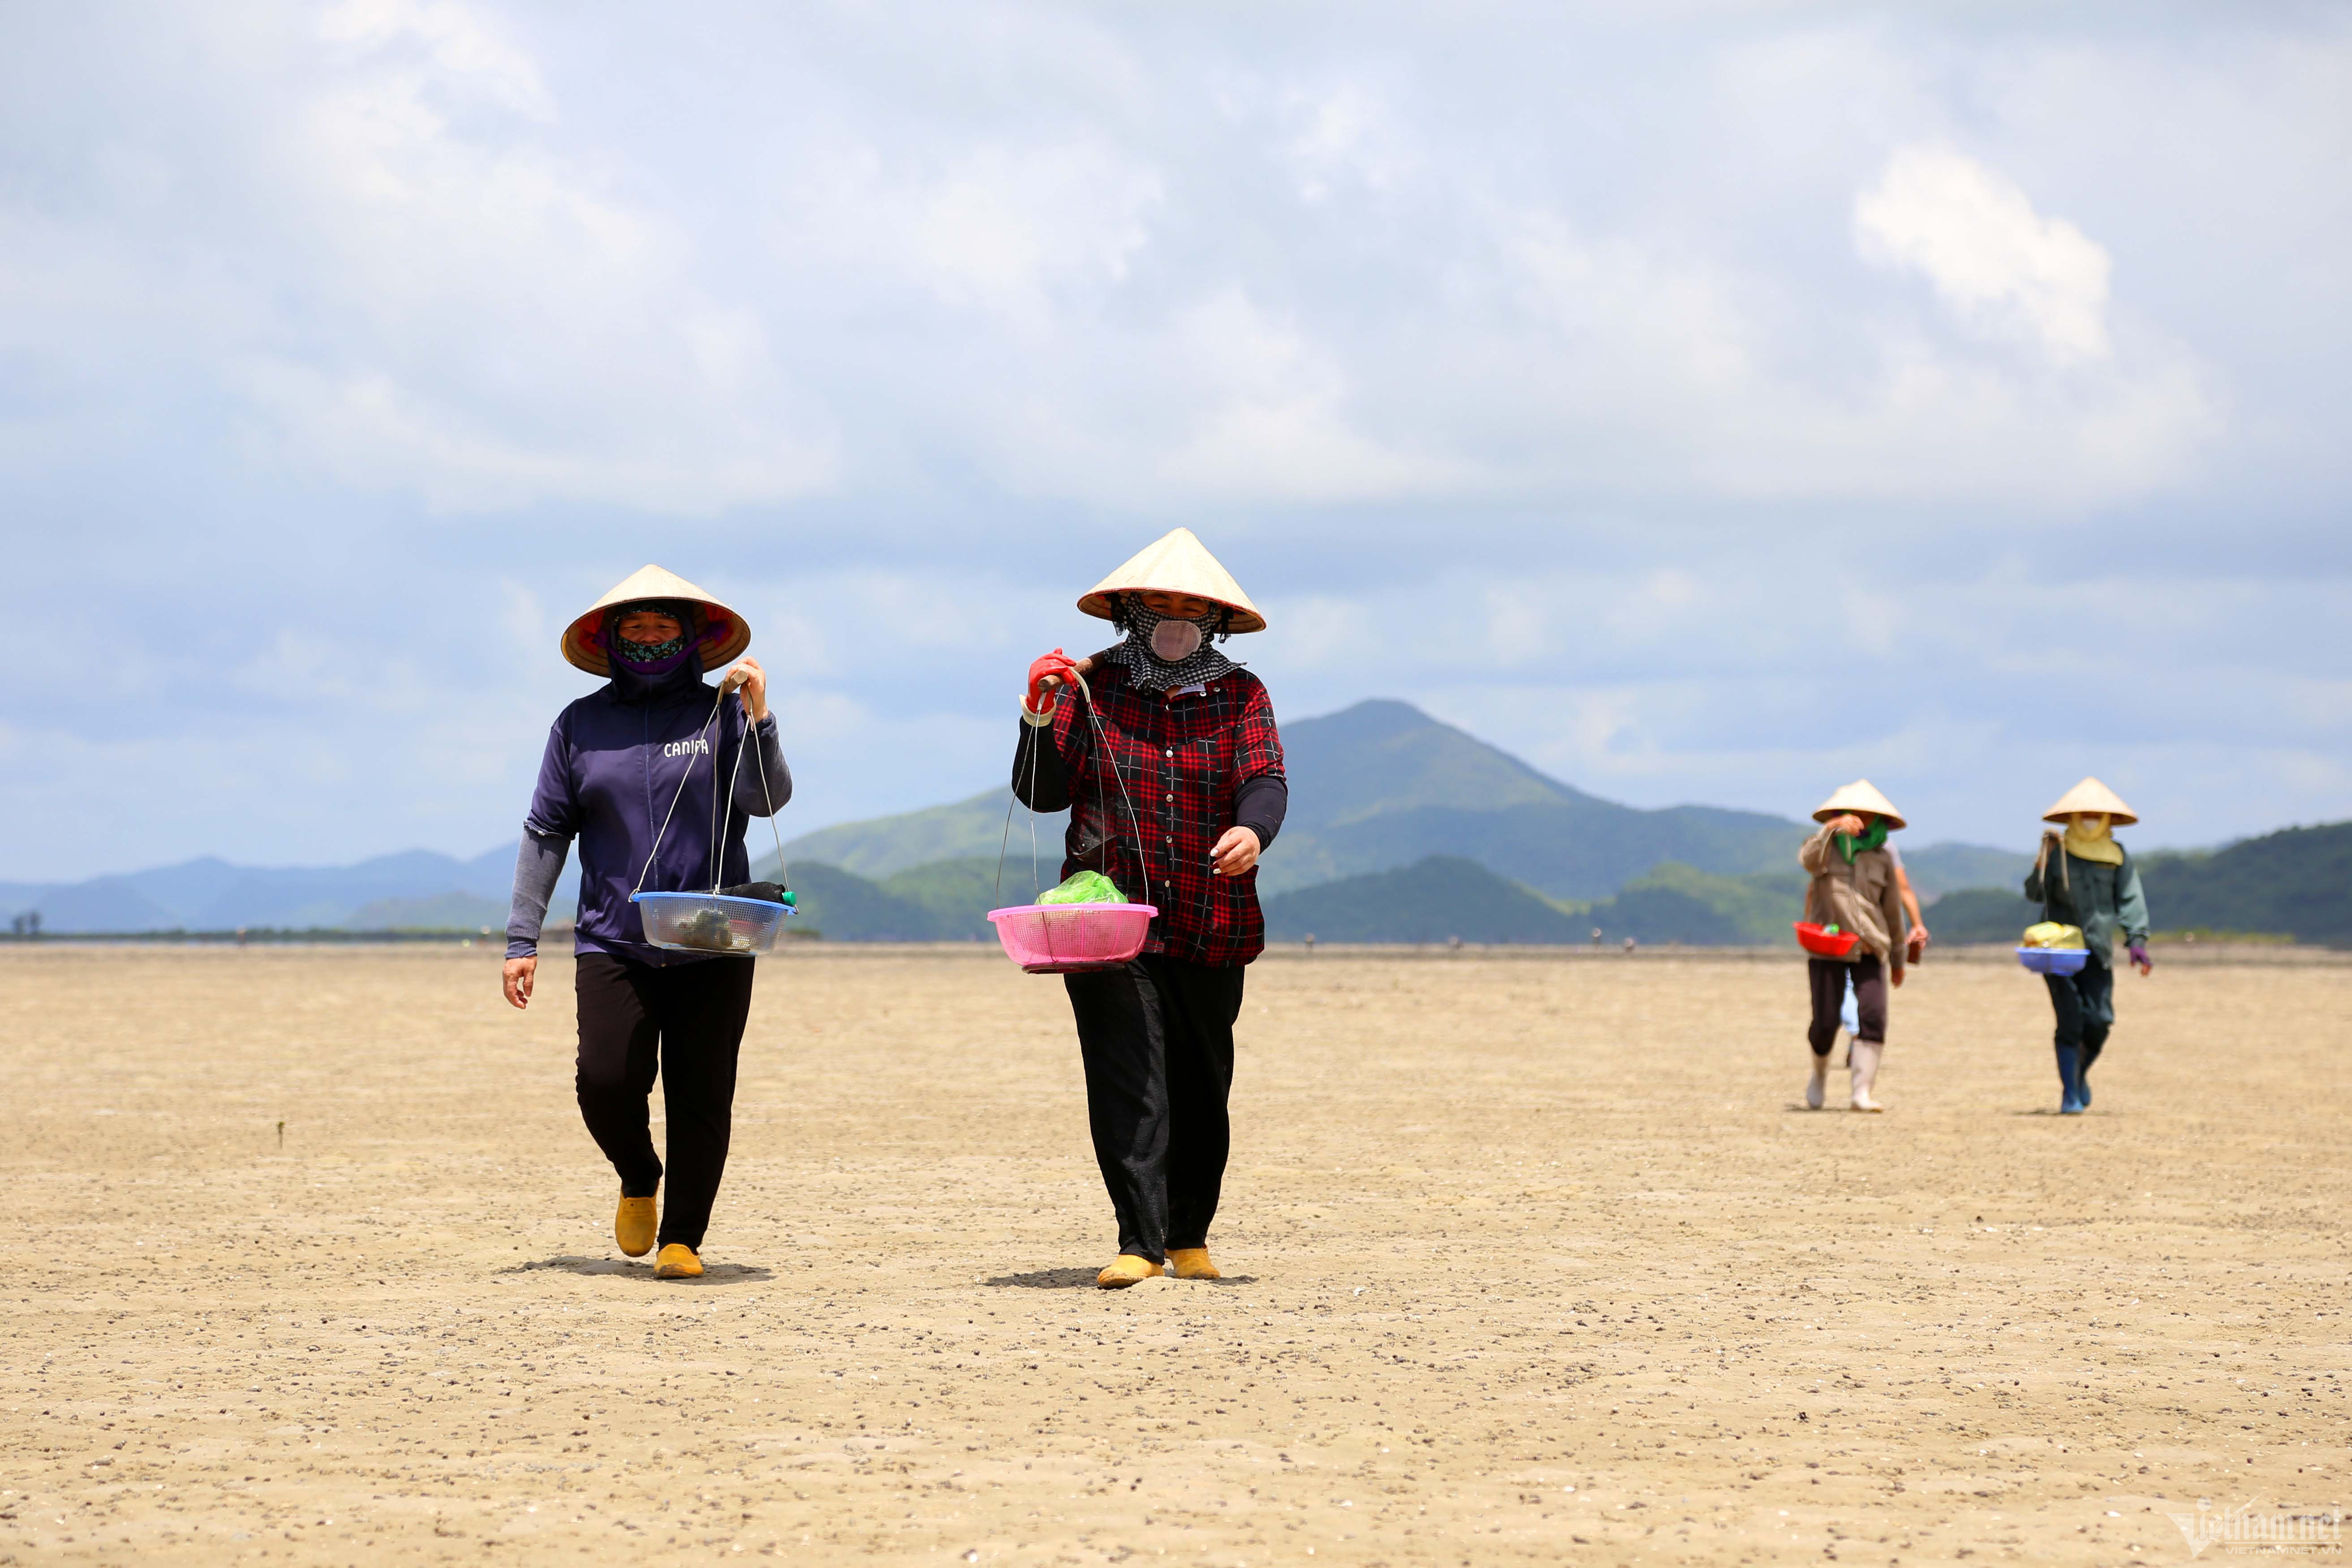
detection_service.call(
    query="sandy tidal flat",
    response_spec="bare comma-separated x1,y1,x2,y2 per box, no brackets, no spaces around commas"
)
2,943,2347,1565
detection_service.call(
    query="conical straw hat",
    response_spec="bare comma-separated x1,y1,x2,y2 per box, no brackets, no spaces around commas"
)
2042,777,2137,826
561,565,751,677
1076,527,1266,633
1811,779,1907,831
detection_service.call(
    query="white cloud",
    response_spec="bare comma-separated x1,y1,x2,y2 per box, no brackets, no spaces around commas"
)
1854,145,2113,363
774,137,1164,326
1148,289,1469,503
4,4,2349,876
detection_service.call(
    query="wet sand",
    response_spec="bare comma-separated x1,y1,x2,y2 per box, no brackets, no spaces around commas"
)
3,943,2345,1564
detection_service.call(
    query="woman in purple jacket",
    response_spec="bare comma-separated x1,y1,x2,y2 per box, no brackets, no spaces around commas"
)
501,567,792,1280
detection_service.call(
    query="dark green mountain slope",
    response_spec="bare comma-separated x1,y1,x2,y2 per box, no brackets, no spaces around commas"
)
1262,856,1586,944
779,792,1062,880
1260,856,1783,945
1924,889,2042,944
880,857,1007,940
2141,823,2352,942
1608,863,1810,944
1926,822,2352,945
1898,842,2034,898
1280,699,1578,825
1278,797,1805,900
783,863,955,941
1264,700,1806,898
769,698,2044,906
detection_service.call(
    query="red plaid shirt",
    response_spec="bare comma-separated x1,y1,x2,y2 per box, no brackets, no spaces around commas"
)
1039,664,1286,967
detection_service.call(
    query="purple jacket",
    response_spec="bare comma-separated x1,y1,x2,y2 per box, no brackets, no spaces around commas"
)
512,678,792,966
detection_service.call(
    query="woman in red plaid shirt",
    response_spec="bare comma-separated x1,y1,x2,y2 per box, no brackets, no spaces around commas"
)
1014,528,1290,1289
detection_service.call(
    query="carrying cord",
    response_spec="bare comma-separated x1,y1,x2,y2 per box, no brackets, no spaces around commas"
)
993,668,1157,914
633,689,727,898
1066,667,1160,915
996,709,1047,909
633,683,791,900
711,692,791,894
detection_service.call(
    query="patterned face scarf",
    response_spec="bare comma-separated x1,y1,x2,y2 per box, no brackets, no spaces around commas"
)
608,600,688,663
602,599,703,693
1835,816,1890,863
1107,599,1237,694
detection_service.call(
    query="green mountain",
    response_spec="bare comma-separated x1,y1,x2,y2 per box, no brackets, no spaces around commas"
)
779,792,1060,880
757,820,2352,949
1260,856,1808,946
1258,700,1806,898
1922,888,2042,944
1898,842,2034,898
2144,822,2352,942
1604,863,1810,945
880,857,1008,940
778,699,1866,901
752,857,1044,942
1925,822,2352,945
1262,856,1587,943
783,863,959,941
764,699,2042,926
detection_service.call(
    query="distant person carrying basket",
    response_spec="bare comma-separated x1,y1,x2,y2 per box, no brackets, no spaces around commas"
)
501,567,793,1280
1797,781,1911,1112
2023,778,2152,1115
1013,529,1289,1288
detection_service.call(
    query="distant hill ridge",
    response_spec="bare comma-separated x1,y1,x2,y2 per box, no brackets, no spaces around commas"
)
769,699,2028,902
45,697,2325,942
1911,822,2352,947
0,845,572,935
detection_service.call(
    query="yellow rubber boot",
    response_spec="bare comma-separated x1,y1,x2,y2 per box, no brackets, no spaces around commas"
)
1167,1248,1222,1280
1095,1254,1165,1289
615,1195,657,1258
654,1243,703,1279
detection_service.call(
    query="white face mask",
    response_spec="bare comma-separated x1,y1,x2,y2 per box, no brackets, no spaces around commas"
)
1149,618,1203,662
2073,813,2108,836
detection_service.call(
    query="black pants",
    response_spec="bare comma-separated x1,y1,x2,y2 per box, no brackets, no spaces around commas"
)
1063,955,1244,1265
1807,955,1885,1053
574,952,756,1250
2045,955,2116,1066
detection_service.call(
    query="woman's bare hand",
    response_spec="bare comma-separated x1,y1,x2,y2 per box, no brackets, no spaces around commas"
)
1826,814,1866,836
503,956,536,1010
721,657,769,722
1210,825,1261,877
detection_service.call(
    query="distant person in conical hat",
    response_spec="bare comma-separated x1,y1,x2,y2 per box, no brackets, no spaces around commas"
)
500,566,794,1280
1013,528,1288,1288
2023,778,2152,1116
1798,781,1913,1112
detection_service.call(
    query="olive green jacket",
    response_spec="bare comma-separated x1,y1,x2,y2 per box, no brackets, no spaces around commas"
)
2023,835,2150,966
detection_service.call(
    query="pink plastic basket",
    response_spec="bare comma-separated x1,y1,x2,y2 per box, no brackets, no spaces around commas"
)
986,902,1159,974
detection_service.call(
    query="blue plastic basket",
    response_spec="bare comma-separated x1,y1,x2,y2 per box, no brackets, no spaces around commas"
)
631,891,793,956
2015,945,2090,976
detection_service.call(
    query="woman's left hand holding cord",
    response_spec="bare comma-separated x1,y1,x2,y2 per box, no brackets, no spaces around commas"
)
1211,826,1261,877
721,657,769,721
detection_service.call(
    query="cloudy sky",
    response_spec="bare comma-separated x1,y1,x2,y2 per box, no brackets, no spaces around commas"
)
5,1,2347,881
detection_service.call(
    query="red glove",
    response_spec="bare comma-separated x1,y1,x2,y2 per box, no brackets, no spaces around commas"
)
1025,649,1079,714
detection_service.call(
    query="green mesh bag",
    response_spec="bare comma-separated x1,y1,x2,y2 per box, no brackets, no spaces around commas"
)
1036,870,1125,906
